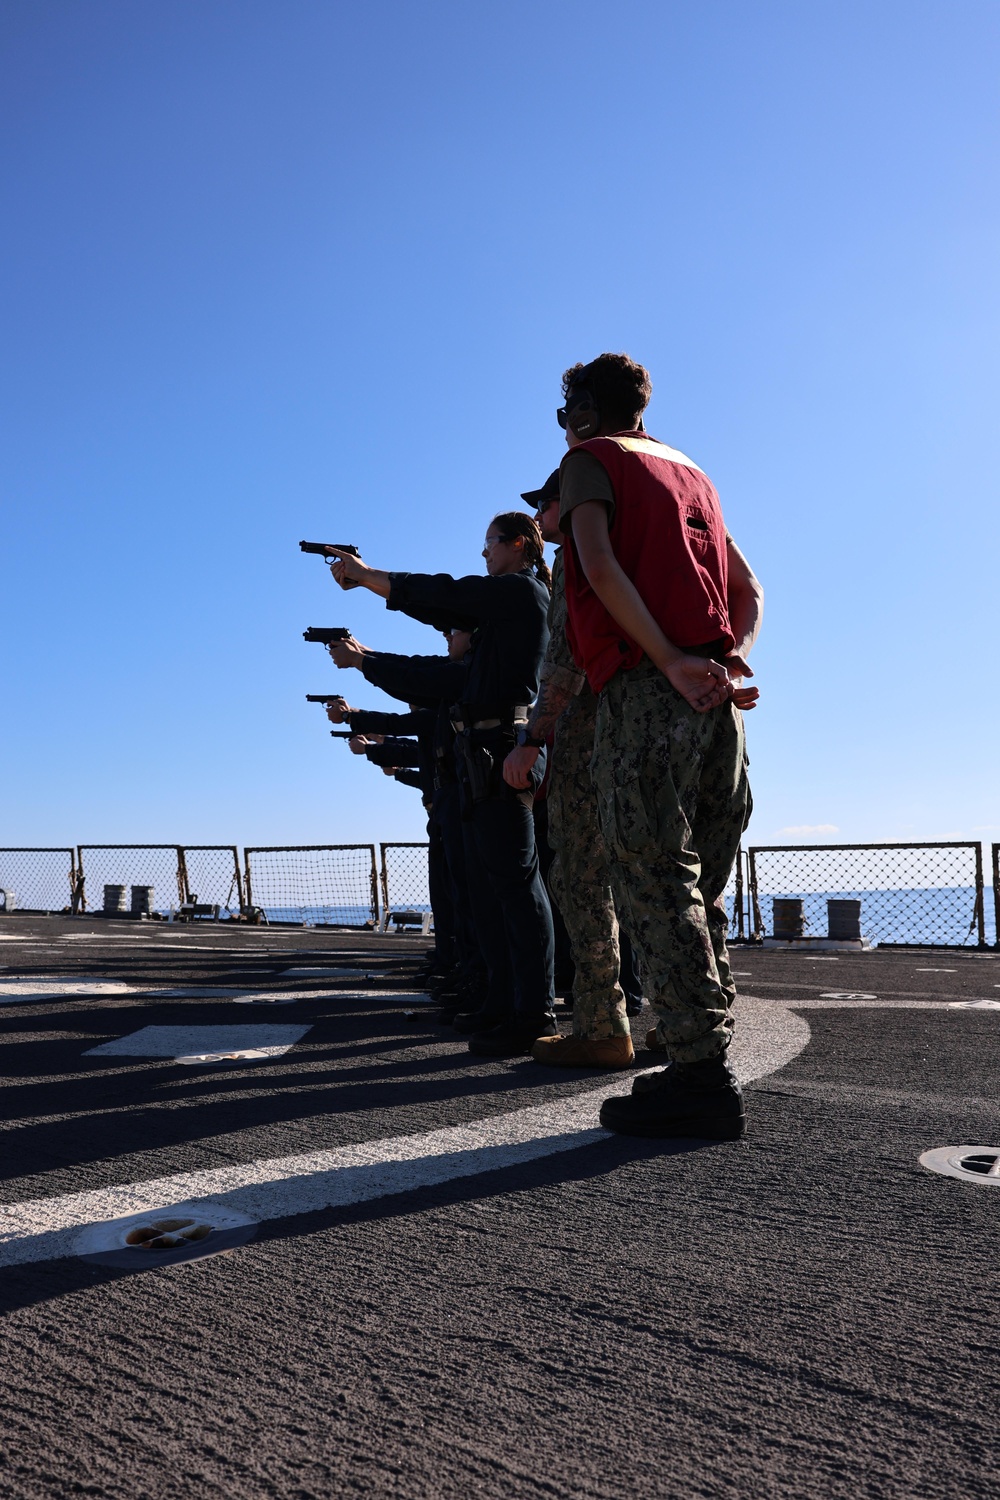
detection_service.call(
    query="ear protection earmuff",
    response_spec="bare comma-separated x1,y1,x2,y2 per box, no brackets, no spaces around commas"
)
557,385,601,439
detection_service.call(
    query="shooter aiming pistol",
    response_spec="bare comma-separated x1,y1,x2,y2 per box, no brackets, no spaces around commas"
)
299,540,361,588
303,627,352,644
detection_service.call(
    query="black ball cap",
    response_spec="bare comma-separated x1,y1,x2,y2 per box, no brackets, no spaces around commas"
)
520,469,560,508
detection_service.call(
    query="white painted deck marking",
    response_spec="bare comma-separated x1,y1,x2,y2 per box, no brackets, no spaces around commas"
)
820,991,877,1000
175,1050,279,1065
84,1024,311,1058
0,1001,807,1267
0,979,139,1003
778,997,998,1009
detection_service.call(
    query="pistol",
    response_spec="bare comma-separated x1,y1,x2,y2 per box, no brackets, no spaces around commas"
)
303,627,352,645
306,693,341,703
329,730,355,739
299,540,361,588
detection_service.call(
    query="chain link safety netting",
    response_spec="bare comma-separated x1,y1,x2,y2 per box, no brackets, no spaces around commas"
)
380,842,430,926
244,845,378,926
76,846,188,916
181,847,243,913
370,841,749,942
748,843,987,947
0,849,77,914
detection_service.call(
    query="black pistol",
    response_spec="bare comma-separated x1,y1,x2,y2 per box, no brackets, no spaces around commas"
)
306,693,341,703
303,627,352,644
299,540,361,588
329,730,355,739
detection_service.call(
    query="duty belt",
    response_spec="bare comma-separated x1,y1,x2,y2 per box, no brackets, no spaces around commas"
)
450,704,530,733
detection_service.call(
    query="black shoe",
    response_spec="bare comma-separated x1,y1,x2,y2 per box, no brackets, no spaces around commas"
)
468,1018,558,1057
453,1006,505,1033
599,1055,745,1139
625,995,643,1017
427,965,465,993
430,1007,462,1024
433,971,487,1004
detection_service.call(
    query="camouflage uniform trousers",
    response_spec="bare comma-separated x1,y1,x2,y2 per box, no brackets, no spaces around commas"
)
591,657,750,1064
546,692,629,1041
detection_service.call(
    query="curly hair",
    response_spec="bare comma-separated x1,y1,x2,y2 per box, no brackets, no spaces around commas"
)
562,352,652,432
491,511,552,592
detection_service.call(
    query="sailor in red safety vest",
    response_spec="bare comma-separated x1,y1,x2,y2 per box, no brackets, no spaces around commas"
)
552,352,763,1140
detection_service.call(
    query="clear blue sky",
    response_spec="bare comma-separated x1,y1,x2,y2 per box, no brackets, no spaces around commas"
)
2,0,998,852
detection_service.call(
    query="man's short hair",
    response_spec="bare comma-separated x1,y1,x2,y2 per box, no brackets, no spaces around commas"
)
562,352,652,432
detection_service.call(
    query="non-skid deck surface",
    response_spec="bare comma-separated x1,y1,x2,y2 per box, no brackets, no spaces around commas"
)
0,915,996,1499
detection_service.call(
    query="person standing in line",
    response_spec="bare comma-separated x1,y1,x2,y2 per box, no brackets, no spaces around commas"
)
504,472,762,1072
503,469,634,1069
325,629,487,1008
324,515,557,1056
554,352,763,1139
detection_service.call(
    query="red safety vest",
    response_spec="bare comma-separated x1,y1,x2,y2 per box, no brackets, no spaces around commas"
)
562,433,733,693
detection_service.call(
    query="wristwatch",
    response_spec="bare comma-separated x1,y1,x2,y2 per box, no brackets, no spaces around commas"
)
516,727,546,749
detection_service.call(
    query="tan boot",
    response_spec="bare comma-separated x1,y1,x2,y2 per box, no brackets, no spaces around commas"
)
530,1034,635,1069
645,1027,667,1053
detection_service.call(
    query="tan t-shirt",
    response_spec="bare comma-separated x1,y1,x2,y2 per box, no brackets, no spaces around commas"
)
538,548,587,698
558,452,616,531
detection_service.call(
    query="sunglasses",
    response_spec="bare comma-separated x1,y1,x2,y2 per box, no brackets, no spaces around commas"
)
556,390,596,429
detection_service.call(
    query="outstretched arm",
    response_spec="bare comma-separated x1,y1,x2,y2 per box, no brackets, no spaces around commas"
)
569,502,731,712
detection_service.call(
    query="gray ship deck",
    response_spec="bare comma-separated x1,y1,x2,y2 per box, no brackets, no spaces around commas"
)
0,917,996,1499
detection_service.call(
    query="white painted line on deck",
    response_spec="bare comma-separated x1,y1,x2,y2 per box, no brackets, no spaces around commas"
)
83,1024,312,1058
0,979,140,1003
777,998,998,1009
0,1001,808,1268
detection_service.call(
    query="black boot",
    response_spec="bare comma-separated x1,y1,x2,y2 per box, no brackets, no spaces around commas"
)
599,1054,745,1140
467,1017,558,1057
453,1005,505,1034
